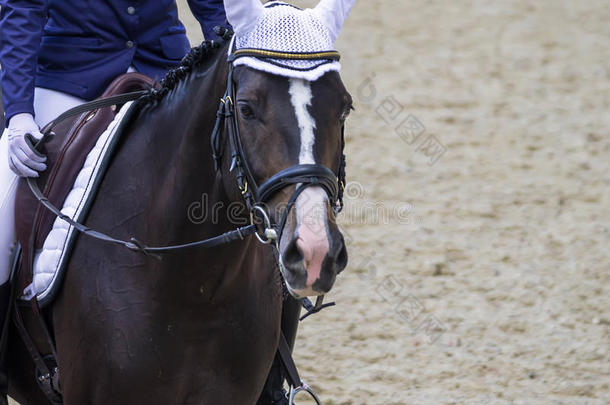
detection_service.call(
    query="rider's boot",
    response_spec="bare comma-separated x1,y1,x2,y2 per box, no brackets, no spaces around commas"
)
0,281,11,405
257,295,301,405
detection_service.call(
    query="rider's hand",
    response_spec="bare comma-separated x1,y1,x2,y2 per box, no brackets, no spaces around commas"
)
7,113,47,177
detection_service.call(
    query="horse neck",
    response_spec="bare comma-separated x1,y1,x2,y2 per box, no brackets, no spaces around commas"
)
140,53,278,297
143,47,252,252
166,51,229,185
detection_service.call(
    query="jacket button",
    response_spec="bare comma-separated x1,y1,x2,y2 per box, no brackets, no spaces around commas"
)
127,6,136,15
126,40,134,48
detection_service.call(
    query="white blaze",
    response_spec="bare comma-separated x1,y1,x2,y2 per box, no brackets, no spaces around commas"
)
289,78,316,164
288,78,330,292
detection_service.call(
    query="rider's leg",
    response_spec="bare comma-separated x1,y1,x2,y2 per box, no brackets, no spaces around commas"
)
0,87,86,279
0,87,86,403
0,129,18,404
0,70,135,403
33,87,87,128
0,131,18,286
32,68,135,127
257,295,301,405
0,87,86,288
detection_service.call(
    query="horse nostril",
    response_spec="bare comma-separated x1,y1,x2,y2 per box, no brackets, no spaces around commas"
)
336,241,348,273
333,233,348,274
283,237,304,269
281,236,309,290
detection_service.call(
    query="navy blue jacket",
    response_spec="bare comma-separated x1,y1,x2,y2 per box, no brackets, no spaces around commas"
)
0,0,227,124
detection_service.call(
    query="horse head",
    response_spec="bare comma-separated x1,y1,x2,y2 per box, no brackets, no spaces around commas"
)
220,0,355,297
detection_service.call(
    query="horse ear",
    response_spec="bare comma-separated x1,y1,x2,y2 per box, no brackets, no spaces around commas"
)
312,0,357,43
223,0,264,36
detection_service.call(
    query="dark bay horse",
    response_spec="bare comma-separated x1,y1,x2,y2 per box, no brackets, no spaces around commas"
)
8,34,352,404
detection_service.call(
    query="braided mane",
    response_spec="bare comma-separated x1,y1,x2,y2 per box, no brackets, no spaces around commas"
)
139,39,222,105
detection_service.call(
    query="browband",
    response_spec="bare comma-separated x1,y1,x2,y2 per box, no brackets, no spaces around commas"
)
229,48,341,62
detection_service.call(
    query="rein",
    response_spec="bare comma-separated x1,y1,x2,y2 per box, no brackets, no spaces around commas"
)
27,175,257,260
28,91,257,259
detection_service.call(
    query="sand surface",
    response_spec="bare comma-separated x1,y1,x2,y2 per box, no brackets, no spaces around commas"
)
186,1,607,404
11,1,610,404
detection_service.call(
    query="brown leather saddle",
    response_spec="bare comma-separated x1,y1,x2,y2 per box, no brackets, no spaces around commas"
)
14,73,156,300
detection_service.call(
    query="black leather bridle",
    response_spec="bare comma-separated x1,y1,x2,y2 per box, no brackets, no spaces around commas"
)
210,47,346,244
27,45,347,255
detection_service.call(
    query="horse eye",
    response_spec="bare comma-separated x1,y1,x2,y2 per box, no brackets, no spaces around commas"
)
239,103,255,119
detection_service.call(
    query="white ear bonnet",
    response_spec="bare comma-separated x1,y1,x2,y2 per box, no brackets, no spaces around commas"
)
224,0,356,80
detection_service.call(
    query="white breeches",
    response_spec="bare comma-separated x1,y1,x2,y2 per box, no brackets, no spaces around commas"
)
0,87,89,283
0,132,20,284
33,88,88,130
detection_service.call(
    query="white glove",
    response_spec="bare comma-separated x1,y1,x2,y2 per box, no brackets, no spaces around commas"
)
7,113,47,177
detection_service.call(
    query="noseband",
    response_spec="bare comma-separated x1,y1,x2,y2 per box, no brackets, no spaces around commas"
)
210,47,346,243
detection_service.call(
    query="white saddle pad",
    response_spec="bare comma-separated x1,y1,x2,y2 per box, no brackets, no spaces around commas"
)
25,101,134,303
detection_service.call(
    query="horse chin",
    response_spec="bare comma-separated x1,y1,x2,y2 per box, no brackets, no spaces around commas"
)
279,255,338,298
285,283,326,299
279,240,335,298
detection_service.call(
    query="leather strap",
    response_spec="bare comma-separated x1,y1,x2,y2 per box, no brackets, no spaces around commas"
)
42,91,146,137
13,304,61,403
257,164,339,204
27,175,256,257
277,332,301,389
26,91,258,258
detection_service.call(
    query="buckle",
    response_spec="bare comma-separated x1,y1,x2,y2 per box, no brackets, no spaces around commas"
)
250,205,277,244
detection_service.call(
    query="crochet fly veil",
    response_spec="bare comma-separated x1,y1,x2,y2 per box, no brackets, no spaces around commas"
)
223,0,356,81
